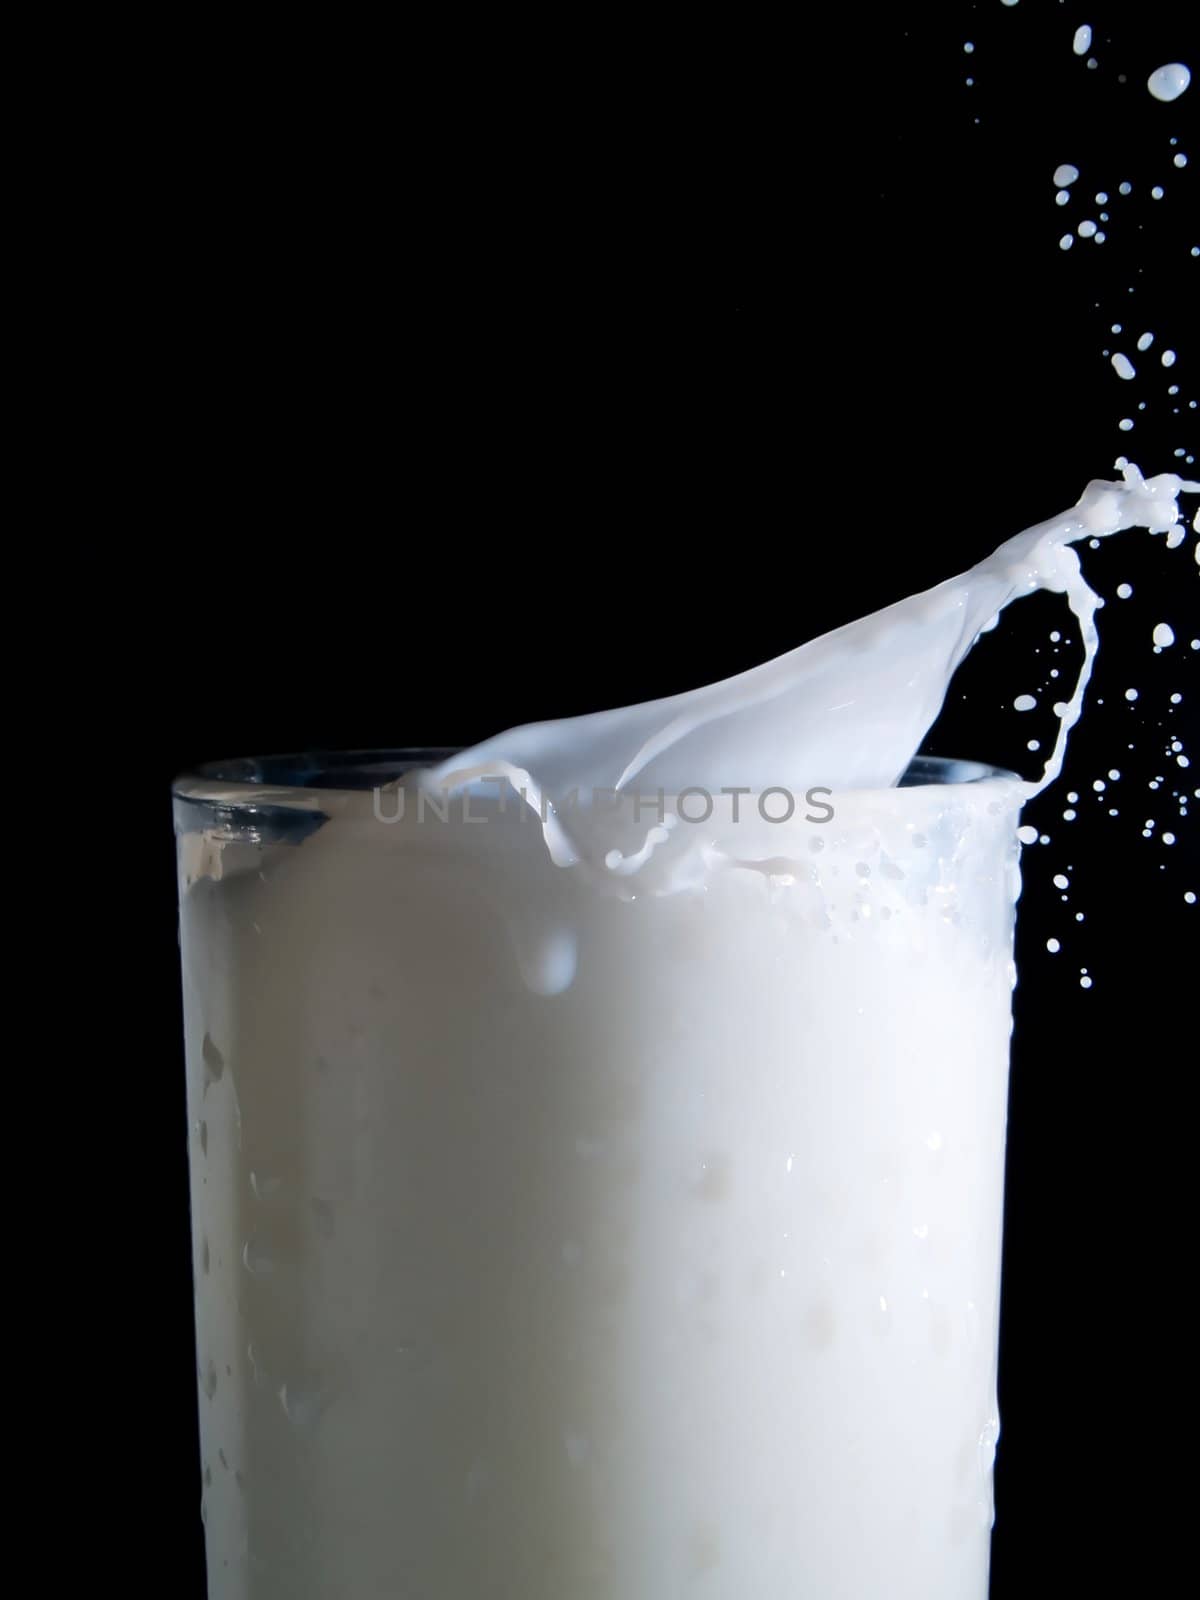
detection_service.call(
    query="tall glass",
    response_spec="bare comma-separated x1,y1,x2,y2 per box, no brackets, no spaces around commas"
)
175,751,1021,1599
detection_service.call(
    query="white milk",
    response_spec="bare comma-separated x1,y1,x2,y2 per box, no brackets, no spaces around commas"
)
177,469,1197,1599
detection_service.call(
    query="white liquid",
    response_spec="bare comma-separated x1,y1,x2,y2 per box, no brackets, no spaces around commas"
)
1147,63,1191,103
180,468,1197,1599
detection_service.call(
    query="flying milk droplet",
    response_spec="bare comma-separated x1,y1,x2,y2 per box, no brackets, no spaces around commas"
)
1111,353,1136,380
1073,26,1092,57
1054,164,1079,188
1013,695,1037,712
1152,623,1176,648
1147,64,1191,103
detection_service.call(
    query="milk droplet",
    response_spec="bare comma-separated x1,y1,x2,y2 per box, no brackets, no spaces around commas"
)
964,42,975,54
1152,623,1175,648
1013,694,1037,712
1125,687,1139,700
1161,350,1177,367
1175,153,1189,168
1054,164,1079,188
1078,220,1097,238
1119,419,1134,431
1017,825,1038,845
1056,190,1071,207
1053,874,1070,890
1185,892,1196,905
1151,186,1165,200
1073,26,1092,56
1080,974,1093,989
1059,234,1074,251
1136,332,1154,351
1116,583,1133,598
1147,64,1191,103
1119,181,1132,195
1047,938,1061,953
1111,353,1136,380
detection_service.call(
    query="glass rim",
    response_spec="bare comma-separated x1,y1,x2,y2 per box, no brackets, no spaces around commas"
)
172,749,1022,799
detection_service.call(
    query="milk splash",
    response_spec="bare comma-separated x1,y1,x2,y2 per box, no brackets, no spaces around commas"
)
427,465,1198,886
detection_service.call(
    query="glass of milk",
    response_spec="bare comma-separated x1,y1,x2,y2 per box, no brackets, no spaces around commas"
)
176,748,1022,1599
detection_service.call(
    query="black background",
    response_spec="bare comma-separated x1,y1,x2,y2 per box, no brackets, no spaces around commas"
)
112,5,1197,1593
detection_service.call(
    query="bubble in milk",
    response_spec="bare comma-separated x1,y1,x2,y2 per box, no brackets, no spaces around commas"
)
520,930,578,996
1147,64,1191,103
1111,353,1136,380
1054,164,1079,188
